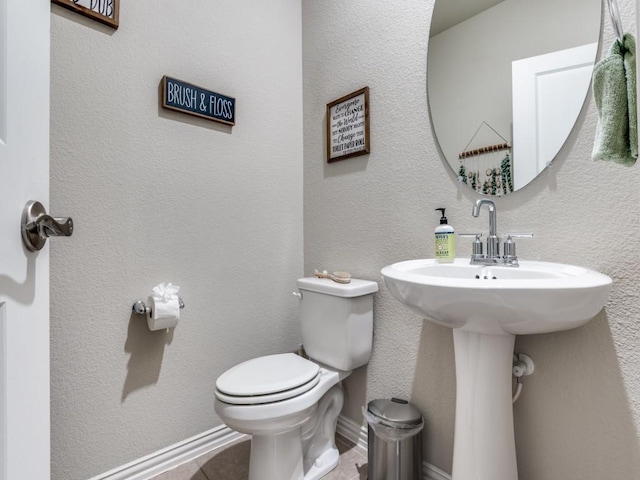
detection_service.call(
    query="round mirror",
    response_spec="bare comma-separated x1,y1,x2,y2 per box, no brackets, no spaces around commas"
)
427,0,601,195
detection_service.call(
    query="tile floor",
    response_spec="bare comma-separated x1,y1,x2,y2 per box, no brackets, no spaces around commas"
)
150,434,367,480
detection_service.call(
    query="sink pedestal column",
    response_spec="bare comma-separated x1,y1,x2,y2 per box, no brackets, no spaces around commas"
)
451,330,517,480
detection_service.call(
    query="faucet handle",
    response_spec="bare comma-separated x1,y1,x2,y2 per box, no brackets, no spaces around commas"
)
459,233,484,258
503,233,533,266
504,233,534,239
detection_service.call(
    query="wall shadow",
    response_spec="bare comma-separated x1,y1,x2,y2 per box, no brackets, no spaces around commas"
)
342,365,369,422
121,312,174,401
322,150,370,178
0,254,36,305
198,440,250,480
410,320,456,474
514,311,640,479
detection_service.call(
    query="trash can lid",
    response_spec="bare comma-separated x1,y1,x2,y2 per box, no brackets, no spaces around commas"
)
367,397,423,426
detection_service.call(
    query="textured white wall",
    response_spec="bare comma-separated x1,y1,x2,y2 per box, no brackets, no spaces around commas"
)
303,0,640,478
50,2,303,479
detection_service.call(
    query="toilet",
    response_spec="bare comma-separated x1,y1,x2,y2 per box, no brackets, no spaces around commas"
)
214,276,378,480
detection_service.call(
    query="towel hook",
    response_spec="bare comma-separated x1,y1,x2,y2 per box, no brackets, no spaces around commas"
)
606,0,624,43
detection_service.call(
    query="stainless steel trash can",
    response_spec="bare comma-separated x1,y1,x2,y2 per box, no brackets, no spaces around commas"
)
366,398,423,480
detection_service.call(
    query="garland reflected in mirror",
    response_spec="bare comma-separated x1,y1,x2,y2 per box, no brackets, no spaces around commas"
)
427,0,601,195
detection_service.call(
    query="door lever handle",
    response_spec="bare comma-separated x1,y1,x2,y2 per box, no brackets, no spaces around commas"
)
21,200,74,251
32,214,73,238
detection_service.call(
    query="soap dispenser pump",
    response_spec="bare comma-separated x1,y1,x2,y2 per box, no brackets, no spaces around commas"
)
435,208,455,263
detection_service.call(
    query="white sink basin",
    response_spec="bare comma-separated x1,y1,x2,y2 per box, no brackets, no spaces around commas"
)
382,257,612,479
381,258,612,335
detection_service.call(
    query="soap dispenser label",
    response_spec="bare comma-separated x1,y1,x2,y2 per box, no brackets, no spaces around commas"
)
435,234,454,258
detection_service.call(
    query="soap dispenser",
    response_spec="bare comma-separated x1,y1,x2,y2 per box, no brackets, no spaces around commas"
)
435,208,455,263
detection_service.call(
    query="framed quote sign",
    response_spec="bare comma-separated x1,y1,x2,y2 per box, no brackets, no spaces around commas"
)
326,87,370,163
52,0,120,29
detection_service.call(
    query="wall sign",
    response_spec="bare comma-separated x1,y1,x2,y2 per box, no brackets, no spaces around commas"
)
161,76,236,126
326,87,370,163
52,0,119,29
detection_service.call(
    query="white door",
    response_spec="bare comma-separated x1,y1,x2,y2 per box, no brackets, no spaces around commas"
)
0,1,51,479
512,43,597,190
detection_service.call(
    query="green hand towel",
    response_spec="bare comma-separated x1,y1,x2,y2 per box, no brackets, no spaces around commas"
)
592,33,637,165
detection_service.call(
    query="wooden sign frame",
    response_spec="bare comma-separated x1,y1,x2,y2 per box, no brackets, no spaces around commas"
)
52,0,120,30
326,87,370,163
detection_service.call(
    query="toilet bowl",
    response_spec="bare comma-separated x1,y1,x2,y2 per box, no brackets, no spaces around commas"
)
214,277,378,480
215,353,350,480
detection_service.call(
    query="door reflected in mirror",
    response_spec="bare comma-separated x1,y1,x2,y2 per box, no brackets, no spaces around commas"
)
427,0,601,195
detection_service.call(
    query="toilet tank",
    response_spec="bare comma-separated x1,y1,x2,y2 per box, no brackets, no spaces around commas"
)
296,277,378,371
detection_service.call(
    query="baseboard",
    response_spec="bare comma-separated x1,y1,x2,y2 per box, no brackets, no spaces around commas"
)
88,415,451,480
87,426,245,480
422,462,452,480
336,415,452,480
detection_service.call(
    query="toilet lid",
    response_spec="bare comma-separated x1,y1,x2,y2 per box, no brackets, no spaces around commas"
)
216,353,320,403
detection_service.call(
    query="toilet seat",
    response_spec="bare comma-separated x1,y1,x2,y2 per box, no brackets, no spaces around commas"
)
215,353,321,405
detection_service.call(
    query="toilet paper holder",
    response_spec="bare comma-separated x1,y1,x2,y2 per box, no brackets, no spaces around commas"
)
132,297,185,315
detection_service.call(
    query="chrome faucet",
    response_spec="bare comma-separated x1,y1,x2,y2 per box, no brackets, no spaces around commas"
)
472,199,500,261
463,199,533,267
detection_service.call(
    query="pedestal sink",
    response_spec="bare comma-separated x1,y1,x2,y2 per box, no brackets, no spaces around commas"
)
381,258,612,480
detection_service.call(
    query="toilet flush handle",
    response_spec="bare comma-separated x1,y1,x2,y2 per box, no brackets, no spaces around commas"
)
292,291,302,300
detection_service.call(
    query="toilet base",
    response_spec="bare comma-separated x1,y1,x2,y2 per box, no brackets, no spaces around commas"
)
301,384,344,479
217,366,349,480
303,447,339,480
245,383,345,480
249,430,305,480
247,430,340,480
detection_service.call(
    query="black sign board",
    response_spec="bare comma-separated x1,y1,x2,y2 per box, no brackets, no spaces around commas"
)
161,76,235,126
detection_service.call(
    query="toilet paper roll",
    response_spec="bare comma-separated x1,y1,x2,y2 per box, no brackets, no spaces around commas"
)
146,295,180,331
